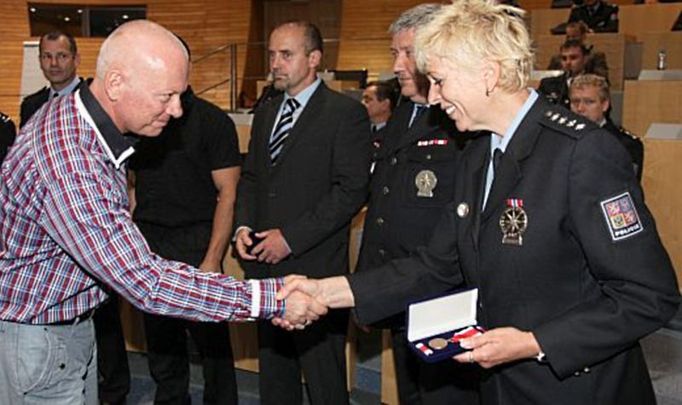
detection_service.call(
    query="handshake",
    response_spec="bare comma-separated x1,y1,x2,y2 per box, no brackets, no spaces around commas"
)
273,275,355,330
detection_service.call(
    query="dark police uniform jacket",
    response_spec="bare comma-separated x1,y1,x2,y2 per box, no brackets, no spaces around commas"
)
603,118,644,182
568,0,619,32
349,96,680,404
538,73,571,109
356,101,465,327
0,112,16,163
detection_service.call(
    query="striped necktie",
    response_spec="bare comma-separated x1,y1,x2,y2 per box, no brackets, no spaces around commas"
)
269,98,300,162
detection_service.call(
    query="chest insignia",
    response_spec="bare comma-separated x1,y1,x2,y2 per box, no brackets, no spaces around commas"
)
415,169,437,198
499,198,528,246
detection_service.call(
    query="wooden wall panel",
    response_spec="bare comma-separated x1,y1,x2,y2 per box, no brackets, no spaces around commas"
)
623,80,682,137
642,139,682,286
337,0,424,79
0,0,256,122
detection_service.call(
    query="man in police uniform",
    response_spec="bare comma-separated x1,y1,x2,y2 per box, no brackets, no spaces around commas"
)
567,0,619,33
538,39,590,109
570,74,643,181
20,31,82,127
0,112,16,163
354,4,477,404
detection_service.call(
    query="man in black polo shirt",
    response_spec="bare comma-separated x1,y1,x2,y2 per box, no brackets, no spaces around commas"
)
129,86,242,404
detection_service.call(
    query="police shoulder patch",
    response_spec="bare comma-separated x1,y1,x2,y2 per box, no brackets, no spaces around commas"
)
600,191,643,242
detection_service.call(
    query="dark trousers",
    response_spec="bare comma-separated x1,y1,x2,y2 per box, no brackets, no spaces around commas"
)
391,328,480,405
137,221,238,405
143,314,237,405
258,309,349,405
94,294,130,404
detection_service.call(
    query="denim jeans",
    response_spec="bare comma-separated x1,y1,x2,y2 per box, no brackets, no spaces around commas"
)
0,318,98,404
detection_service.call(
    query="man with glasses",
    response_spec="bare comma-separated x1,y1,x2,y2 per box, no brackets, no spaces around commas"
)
20,30,82,127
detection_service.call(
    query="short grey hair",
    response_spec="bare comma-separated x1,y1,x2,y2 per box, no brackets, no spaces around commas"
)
388,3,443,34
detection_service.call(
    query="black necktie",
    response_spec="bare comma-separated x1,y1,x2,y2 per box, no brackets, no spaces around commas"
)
492,148,503,176
409,105,427,128
269,98,300,162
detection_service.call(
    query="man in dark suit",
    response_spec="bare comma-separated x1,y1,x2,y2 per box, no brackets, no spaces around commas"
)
0,112,16,163
20,31,82,127
355,4,477,404
538,39,590,108
570,73,643,181
568,0,619,32
234,21,371,405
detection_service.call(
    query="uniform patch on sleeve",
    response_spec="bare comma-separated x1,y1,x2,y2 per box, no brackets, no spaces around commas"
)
600,192,643,241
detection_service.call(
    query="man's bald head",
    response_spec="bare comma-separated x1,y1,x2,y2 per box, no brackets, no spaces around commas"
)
91,20,189,137
96,20,188,81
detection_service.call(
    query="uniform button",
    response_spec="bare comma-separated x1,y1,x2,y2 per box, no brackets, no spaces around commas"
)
390,157,397,165
574,371,581,376
59,363,66,369
376,217,384,226
583,367,590,373
382,186,390,195
378,249,386,256
268,192,277,198
426,154,432,160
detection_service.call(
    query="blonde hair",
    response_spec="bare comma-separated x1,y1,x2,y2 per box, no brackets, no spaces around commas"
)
415,0,533,93
570,74,610,102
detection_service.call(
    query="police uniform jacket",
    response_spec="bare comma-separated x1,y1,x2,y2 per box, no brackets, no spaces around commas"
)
356,102,463,325
349,96,680,404
568,0,619,32
0,112,16,163
538,73,570,109
235,82,371,280
603,118,644,181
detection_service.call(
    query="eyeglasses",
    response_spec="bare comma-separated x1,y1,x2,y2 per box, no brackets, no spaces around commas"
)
40,52,74,62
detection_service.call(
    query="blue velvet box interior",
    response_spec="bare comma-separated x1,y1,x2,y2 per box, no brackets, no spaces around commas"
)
406,288,481,363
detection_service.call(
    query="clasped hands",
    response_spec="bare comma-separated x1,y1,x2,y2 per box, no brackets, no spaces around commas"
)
275,275,328,330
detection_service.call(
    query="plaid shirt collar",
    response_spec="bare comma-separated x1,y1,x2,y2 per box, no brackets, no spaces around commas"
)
76,83,136,169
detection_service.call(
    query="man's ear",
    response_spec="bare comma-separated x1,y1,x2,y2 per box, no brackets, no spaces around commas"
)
308,50,322,69
104,70,124,102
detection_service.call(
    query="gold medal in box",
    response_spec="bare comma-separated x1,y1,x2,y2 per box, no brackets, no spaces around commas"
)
499,198,528,246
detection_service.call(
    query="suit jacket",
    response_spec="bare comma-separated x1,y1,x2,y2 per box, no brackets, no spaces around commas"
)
20,78,84,128
20,87,50,128
349,97,680,404
568,1,619,33
235,82,371,279
0,112,16,163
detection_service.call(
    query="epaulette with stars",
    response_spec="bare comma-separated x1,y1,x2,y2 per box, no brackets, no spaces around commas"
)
539,109,596,139
620,126,639,141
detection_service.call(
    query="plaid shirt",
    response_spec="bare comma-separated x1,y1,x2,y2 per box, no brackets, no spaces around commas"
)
0,84,284,324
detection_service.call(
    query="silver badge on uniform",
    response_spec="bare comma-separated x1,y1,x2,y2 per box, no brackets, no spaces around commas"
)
499,198,528,246
457,203,470,218
415,170,437,197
